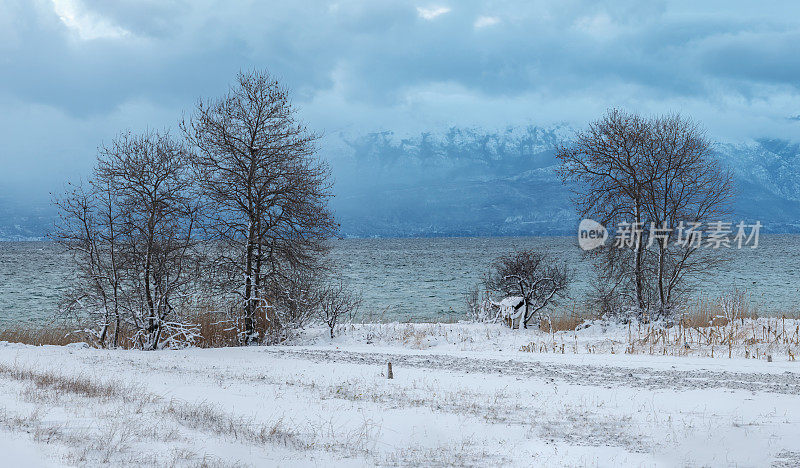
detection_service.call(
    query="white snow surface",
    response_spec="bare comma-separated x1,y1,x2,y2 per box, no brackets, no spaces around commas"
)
1,321,800,467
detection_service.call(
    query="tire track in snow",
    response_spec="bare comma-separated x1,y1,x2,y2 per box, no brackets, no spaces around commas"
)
265,348,800,395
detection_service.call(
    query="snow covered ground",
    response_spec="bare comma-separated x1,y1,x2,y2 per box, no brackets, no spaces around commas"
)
1,322,800,467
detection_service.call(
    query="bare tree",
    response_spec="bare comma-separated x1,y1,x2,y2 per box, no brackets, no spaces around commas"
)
182,70,337,343
55,179,126,348
262,265,323,343
557,110,733,318
640,115,733,314
556,110,652,311
484,250,569,328
55,130,200,349
101,131,200,349
318,280,362,339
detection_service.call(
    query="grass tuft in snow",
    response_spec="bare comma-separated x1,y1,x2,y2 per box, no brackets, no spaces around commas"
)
0,363,131,401
164,400,304,449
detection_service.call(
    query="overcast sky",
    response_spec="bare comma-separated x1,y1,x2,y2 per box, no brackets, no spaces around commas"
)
2,0,800,198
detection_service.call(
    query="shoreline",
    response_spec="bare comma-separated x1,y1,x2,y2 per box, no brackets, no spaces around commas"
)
4,318,800,362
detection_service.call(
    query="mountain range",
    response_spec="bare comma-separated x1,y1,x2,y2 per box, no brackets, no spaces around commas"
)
2,126,799,240
329,126,800,237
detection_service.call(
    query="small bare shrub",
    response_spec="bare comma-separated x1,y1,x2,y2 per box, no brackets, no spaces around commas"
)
319,281,362,339
483,249,570,328
464,284,498,323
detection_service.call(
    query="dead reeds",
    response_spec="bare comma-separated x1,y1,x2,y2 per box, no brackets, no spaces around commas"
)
0,310,242,349
0,326,86,347
538,306,596,333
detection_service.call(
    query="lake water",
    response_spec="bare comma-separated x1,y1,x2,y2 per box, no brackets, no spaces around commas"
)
1,236,799,325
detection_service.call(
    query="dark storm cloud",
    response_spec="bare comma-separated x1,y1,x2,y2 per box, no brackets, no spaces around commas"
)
2,0,800,193
4,0,800,113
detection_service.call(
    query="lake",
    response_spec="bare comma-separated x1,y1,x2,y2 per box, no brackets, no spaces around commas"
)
1,236,799,325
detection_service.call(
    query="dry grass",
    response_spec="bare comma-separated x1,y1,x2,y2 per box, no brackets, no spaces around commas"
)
621,314,800,360
0,326,88,346
0,363,130,400
536,290,773,333
189,311,241,348
539,306,596,332
165,400,303,448
0,363,309,465
679,289,759,328
506,290,800,361
0,310,244,349
518,290,800,360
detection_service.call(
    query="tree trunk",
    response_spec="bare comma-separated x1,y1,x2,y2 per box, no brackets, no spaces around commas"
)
254,217,263,333
634,202,646,315
243,221,256,342
150,324,162,351
99,323,108,348
113,311,120,348
522,297,530,328
518,281,528,328
657,243,667,316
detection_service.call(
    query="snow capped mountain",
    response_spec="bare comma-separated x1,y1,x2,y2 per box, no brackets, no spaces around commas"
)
718,139,800,201
328,126,800,237
326,126,576,237
2,126,800,239
714,139,800,231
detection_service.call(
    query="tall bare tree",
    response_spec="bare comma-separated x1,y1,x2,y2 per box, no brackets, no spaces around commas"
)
557,110,733,318
56,130,200,349
100,131,201,349
55,179,126,348
556,110,652,310
182,70,337,343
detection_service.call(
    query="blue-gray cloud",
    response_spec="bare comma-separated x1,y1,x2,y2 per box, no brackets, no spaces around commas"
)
2,0,800,197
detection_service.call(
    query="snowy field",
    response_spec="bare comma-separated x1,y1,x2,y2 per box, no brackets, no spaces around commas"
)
1,322,800,467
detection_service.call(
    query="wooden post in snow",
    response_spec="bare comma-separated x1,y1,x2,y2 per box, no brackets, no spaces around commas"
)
387,362,393,379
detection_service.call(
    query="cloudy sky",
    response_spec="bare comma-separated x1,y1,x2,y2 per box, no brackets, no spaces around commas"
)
2,0,800,199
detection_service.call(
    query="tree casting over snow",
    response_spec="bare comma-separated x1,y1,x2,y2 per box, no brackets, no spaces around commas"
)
556,109,734,319
182,70,337,344
55,130,201,349
56,70,338,348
